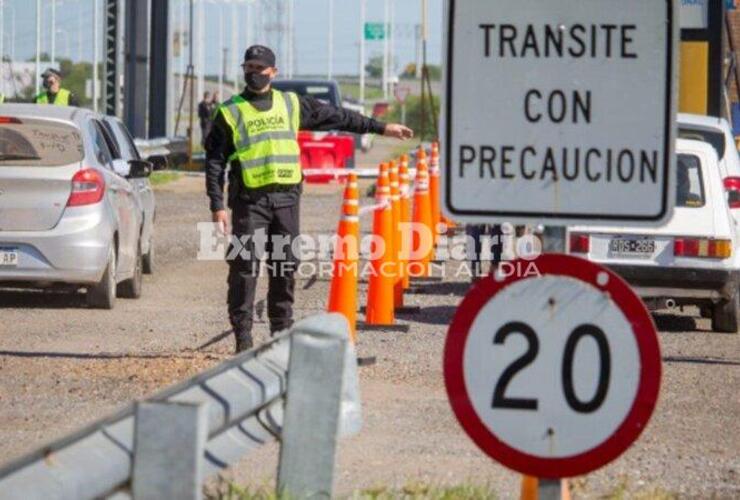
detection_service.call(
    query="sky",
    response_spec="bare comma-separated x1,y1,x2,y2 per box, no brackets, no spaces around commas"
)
0,0,444,77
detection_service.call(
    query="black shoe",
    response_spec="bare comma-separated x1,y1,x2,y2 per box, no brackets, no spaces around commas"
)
234,330,254,353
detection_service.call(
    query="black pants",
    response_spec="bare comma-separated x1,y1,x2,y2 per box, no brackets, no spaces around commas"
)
465,224,503,277
227,197,299,336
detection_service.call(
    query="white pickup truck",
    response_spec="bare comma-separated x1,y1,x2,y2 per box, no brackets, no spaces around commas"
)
567,139,740,333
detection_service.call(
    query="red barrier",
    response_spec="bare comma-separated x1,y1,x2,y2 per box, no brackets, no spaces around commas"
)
298,132,356,184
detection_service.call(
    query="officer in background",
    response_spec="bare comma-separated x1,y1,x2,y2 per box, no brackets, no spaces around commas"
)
0,93,5,104
206,45,413,352
35,69,79,106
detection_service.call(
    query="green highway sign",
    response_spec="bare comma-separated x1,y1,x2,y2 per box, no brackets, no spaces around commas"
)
364,22,386,41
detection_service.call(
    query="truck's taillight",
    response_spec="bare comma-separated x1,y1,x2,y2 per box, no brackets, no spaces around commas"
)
569,233,590,254
67,168,105,206
674,238,732,259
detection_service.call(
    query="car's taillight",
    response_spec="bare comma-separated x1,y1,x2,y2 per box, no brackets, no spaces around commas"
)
0,116,22,124
569,233,590,254
67,168,105,206
674,237,732,259
724,177,740,209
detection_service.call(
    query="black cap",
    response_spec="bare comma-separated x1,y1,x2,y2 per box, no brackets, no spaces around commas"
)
243,45,276,67
41,68,62,79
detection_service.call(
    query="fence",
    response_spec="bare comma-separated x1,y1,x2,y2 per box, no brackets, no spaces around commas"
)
0,313,361,500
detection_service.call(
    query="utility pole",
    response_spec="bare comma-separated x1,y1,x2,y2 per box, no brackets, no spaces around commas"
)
197,0,204,101
93,0,99,111
221,47,227,98
389,0,395,88
359,0,366,103
383,0,389,100
35,0,41,95
217,1,224,97
287,0,294,78
231,1,238,92
328,0,334,80
51,0,56,66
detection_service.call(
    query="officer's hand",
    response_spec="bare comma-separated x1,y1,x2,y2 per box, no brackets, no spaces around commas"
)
212,210,230,235
384,123,414,140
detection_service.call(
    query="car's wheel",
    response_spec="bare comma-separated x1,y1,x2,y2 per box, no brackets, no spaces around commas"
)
87,245,116,309
118,241,143,299
142,236,154,275
711,290,739,333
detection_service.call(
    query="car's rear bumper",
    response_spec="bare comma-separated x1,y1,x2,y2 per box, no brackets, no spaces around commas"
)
605,264,739,304
0,206,113,287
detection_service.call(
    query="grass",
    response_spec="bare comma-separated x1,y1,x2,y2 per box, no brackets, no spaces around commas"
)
340,83,386,102
206,482,496,500
149,171,182,186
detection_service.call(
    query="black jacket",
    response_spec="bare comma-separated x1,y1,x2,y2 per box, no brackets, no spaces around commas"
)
205,88,386,211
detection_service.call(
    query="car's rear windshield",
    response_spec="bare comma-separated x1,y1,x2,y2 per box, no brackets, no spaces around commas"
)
0,118,84,166
678,127,725,161
676,154,705,208
272,82,336,105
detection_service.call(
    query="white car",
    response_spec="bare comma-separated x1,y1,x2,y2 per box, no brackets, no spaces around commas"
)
567,139,740,333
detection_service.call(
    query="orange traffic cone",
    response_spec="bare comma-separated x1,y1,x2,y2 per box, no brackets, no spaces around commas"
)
327,173,360,339
429,142,442,242
409,147,434,278
519,477,571,500
365,163,396,325
388,161,405,308
398,155,413,289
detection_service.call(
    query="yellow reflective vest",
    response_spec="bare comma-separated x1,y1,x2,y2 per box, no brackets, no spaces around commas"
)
216,89,302,189
35,88,71,106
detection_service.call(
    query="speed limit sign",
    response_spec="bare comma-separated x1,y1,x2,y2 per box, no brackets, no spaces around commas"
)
444,254,661,478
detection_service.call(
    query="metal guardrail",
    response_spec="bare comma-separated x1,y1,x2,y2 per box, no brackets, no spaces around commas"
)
134,136,189,168
0,313,361,500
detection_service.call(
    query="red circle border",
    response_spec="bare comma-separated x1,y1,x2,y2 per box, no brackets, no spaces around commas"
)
443,254,662,478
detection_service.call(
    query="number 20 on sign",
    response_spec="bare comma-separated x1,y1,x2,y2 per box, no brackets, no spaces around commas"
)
443,255,661,478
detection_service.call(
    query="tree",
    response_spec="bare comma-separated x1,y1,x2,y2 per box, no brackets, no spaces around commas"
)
365,55,384,79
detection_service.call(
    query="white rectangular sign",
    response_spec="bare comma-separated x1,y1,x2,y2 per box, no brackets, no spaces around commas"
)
680,0,709,29
442,0,678,226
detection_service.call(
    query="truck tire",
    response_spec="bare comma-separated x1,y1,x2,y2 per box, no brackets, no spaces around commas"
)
118,241,143,299
711,290,739,334
87,246,116,309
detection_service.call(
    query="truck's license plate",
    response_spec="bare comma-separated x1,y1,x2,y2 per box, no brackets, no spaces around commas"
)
0,248,18,267
609,238,655,257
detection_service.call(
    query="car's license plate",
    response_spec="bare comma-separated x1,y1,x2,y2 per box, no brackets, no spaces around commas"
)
0,248,18,267
609,238,655,258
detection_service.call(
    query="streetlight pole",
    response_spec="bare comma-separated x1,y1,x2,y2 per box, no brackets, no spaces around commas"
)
93,0,99,111
359,0,365,103
383,0,389,99
328,0,334,80
35,0,41,95
231,1,238,91
51,0,56,66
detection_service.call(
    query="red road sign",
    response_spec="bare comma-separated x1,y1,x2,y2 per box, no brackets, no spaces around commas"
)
394,86,411,104
444,254,661,478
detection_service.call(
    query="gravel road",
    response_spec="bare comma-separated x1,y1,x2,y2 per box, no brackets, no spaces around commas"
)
0,157,738,498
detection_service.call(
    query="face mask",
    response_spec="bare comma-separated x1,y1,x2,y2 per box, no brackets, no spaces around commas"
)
42,79,53,90
245,71,271,91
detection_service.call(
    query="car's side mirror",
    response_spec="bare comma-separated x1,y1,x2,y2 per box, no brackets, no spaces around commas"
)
111,158,130,177
723,177,740,209
128,159,153,178
147,154,168,171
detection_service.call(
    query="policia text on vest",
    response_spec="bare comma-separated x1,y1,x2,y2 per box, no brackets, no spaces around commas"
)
218,90,302,189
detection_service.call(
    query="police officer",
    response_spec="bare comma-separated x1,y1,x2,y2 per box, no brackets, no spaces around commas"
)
206,45,413,352
35,69,79,106
0,93,5,104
